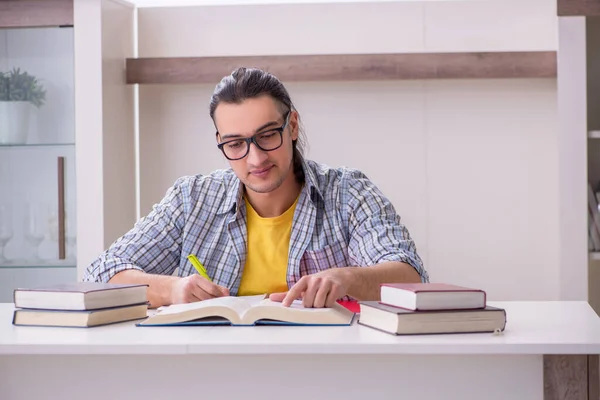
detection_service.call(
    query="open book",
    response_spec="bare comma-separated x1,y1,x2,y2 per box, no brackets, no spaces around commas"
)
138,295,355,326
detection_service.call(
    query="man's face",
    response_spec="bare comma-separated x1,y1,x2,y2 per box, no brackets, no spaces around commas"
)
214,95,298,194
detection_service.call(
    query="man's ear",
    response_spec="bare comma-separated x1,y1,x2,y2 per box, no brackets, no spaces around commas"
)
290,111,299,141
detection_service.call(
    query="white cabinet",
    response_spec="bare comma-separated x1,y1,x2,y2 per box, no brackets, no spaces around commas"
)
556,1,600,314
0,26,77,301
0,0,136,301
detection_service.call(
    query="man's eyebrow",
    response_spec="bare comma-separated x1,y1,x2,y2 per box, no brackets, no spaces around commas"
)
219,133,244,141
220,120,280,141
254,120,279,133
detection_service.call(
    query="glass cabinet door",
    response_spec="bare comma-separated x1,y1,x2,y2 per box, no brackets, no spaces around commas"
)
0,26,77,301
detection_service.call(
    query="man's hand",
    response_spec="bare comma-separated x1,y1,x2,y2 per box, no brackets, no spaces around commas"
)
269,268,350,308
170,275,229,304
268,262,422,308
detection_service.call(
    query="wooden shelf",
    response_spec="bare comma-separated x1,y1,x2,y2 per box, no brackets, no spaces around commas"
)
558,0,600,16
0,264,75,269
0,0,73,28
125,51,557,85
0,143,75,148
590,252,600,261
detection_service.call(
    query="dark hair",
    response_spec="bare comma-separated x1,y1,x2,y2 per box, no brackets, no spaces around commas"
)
209,67,307,184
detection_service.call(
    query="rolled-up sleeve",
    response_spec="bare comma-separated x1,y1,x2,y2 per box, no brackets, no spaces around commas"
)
345,170,429,283
82,178,188,283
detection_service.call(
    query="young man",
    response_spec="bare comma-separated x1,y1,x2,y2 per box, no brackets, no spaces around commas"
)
83,67,428,308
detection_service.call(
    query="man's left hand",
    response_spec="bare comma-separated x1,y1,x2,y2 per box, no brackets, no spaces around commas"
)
269,268,351,308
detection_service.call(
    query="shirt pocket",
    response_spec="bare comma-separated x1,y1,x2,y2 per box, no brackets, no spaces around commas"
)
300,239,349,275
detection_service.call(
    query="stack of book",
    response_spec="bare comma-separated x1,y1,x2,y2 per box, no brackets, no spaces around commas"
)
11,282,149,328
358,283,507,335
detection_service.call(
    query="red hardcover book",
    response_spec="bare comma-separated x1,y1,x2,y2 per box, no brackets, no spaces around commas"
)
337,300,360,313
13,282,148,311
380,283,486,311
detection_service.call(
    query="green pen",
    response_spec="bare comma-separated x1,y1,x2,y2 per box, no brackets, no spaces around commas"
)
187,254,212,281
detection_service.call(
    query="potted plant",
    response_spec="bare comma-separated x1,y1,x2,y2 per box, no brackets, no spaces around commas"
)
0,67,46,144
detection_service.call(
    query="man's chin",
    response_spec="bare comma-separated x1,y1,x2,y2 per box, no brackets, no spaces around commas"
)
245,181,280,194
244,174,286,194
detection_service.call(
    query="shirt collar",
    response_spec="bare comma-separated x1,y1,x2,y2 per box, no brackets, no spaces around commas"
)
301,158,324,204
217,158,323,215
218,176,243,215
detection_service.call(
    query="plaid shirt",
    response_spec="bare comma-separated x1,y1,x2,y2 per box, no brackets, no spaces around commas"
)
83,159,428,294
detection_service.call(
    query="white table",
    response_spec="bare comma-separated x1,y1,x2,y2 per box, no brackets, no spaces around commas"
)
1,301,599,400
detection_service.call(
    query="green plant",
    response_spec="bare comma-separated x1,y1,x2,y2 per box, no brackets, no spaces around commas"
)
0,67,46,108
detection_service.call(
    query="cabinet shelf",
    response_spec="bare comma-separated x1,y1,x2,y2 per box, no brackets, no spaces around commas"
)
0,263,76,269
0,143,75,148
0,0,73,29
590,252,600,261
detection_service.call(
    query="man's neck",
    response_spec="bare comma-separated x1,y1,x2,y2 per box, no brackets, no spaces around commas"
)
245,173,302,218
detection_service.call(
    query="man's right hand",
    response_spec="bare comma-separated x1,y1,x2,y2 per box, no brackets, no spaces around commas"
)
170,275,230,304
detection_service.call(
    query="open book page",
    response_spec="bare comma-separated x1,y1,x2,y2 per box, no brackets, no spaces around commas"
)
156,295,265,317
253,298,337,312
139,295,266,325
241,298,355,325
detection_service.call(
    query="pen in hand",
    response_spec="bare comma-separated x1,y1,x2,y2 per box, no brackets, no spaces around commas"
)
186,254,229,297
187,254,211,281
168,255,229,303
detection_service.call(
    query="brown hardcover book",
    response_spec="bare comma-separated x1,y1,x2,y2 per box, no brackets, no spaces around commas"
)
358,301,506,335
380,283,486,311
13,282,148,311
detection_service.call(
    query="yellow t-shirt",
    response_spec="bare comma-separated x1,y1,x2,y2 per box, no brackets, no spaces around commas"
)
237,196,298,296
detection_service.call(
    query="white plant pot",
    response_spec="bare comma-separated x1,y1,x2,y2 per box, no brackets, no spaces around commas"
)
0,101,32,144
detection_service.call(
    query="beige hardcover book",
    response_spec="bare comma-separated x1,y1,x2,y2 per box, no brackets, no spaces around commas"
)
13,303,149,328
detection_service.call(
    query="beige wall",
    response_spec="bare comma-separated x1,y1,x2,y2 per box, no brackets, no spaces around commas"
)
137,0,557,57
136,0,561,301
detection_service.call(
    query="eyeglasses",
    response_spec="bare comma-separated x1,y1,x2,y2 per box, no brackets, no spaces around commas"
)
216,111,291,161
